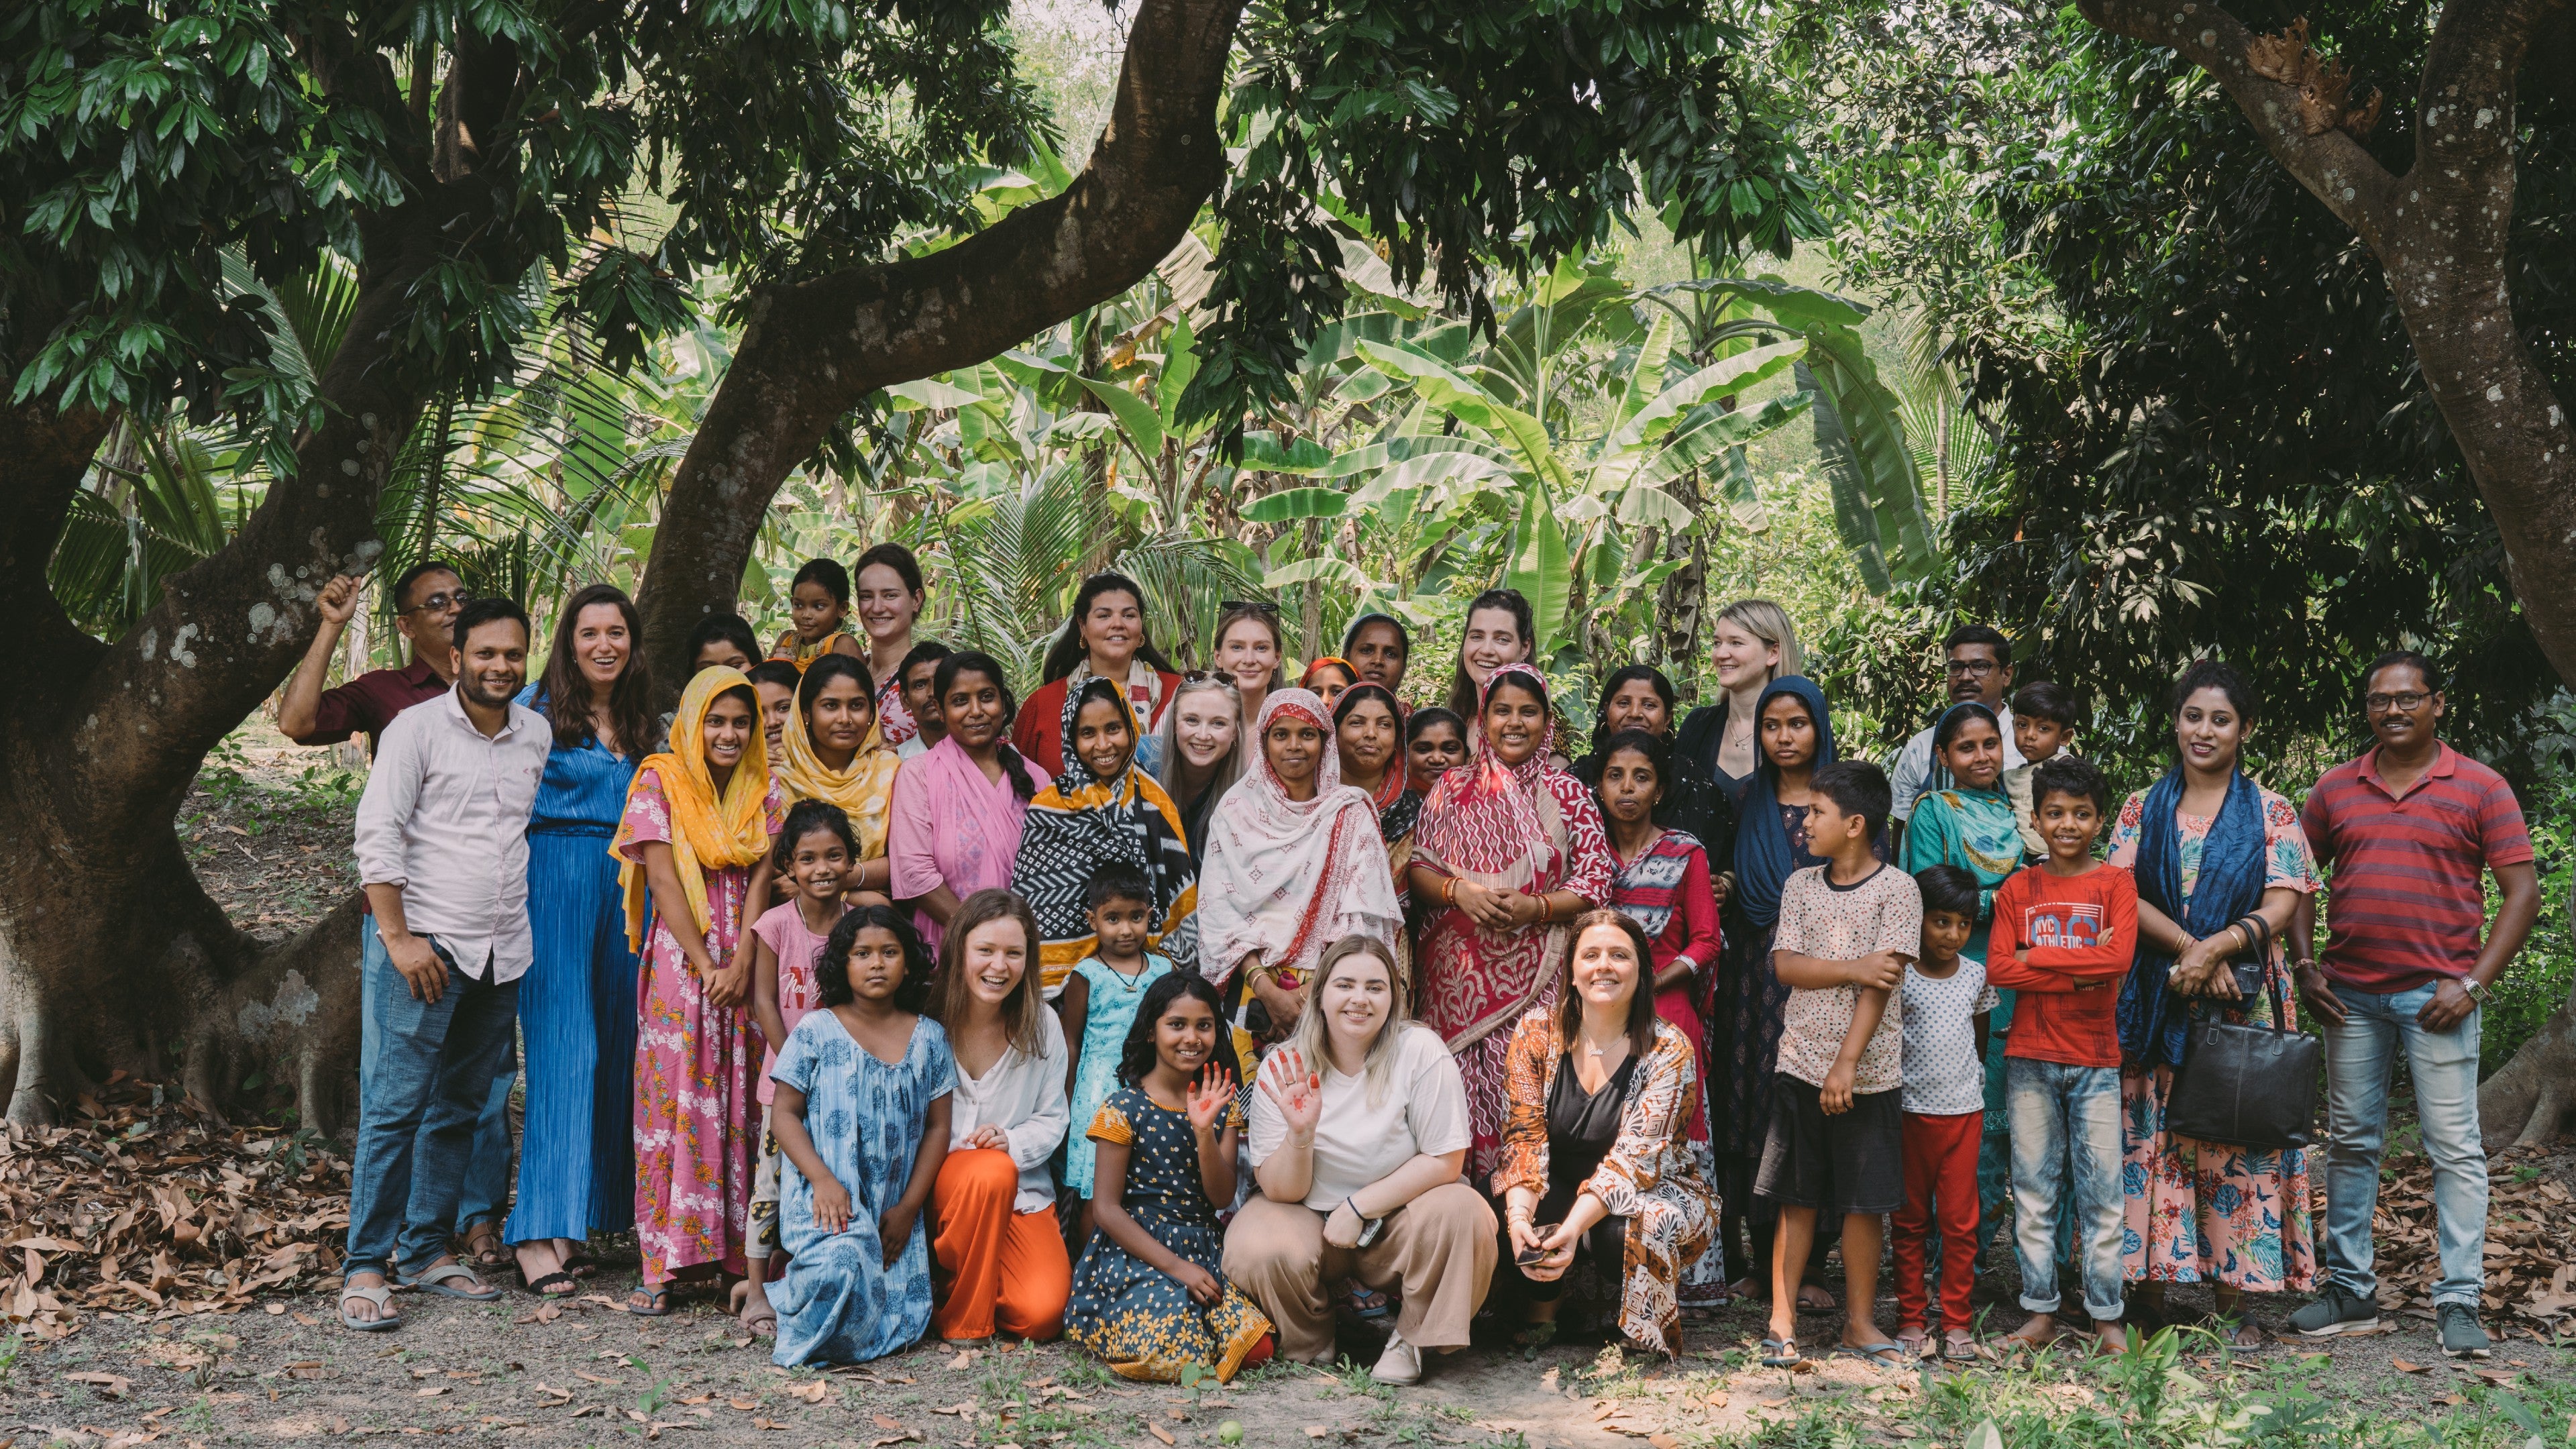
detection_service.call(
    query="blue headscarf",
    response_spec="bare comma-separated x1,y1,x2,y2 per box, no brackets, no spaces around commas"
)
1731,675,1836,931
2115,765,2269,1067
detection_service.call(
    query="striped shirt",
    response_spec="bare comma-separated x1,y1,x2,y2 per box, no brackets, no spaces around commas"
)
2300,743,2532,993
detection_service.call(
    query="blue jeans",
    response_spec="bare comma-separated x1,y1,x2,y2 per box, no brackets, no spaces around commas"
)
345,928,521,1279
2322,983,2486,1307
360,915,517,1234
2006,1057,2125,1321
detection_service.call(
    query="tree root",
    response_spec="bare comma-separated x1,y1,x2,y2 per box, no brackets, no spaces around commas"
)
2479,996,2576,1150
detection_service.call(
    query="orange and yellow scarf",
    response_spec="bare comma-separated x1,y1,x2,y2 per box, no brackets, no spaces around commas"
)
777,695,899,858
614,667,776,951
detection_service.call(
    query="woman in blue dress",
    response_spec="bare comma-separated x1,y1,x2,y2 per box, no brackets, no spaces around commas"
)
506,584,656,1292
769,905,953,1365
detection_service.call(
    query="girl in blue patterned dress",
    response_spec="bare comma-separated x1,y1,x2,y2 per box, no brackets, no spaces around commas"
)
1065,973,1274,1382
767,904,954,1366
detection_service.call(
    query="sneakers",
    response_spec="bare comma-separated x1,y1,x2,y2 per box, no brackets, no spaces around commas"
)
2288,1285,2381,1338
2438,1303,2491,1359
1371,1330,1422,1385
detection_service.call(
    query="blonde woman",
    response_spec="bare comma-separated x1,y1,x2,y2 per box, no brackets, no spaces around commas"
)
1675,599,1803,798
1154,674,1245,869
1226,936,1493,1385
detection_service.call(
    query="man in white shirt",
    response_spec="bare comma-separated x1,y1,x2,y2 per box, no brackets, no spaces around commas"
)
1887,624,2025,849
339,598,550,1331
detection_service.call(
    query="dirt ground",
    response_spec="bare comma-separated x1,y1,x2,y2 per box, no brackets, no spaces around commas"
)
5,720,2568,1447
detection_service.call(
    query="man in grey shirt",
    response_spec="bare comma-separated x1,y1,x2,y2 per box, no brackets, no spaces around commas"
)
339,598,550,1330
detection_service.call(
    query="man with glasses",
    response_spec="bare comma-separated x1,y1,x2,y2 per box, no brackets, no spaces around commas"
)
282,561,470,755
2286,651,2538,1359
1886,624,2025,845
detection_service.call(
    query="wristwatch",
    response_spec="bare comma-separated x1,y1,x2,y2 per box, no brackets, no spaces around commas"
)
2462,977,2490,1006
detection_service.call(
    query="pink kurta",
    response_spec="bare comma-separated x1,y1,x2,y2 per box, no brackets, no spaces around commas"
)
886,736,1049,954
620,765,786,1285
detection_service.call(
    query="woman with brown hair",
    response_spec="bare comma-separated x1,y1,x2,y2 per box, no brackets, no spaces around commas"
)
926,890,1072,1345
1492,910,1712,1355
506,583,655,1291
1017,573,1183,777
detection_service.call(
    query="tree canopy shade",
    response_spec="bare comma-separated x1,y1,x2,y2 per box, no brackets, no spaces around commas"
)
0,0,1817,1125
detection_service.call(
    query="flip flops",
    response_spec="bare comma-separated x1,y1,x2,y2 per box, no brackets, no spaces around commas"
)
398,1260,502,1301
523,1271,577,1298
1838,1342,1908,1369
1759,1337,1803,1368
339,1281,400,1333
625,1285,674,1317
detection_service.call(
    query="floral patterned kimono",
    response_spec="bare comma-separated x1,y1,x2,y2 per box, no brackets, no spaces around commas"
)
1493,1013,1713,1354
614,669,787,1287
1413,665,1615,1182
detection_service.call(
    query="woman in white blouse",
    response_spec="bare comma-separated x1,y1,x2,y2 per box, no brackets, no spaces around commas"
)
926,890,1071,1344
1224,936,1496,1385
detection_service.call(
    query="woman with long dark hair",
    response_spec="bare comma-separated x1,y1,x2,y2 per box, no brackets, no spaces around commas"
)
1016,573,1183,777
1442,589,1535,721
506,583,656,1291
888,651,1051,955
2111,659,2320,1346
1491,911,1711,1354
1572,663,1739,875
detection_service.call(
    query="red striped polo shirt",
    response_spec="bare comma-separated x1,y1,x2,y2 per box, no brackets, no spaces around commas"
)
2300,743,2532,993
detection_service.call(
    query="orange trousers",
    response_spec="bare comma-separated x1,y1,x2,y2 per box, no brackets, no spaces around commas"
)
930,1148,1071,1342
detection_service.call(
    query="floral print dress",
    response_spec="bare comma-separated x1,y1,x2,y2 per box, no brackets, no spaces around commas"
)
2106,787,2320,1292
1065,1087,1273,1381
620,764,787,1286
1492,1013,1713,1355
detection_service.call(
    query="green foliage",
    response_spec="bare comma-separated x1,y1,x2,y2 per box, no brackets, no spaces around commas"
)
1788,0,2571,759
1187,0,1827,429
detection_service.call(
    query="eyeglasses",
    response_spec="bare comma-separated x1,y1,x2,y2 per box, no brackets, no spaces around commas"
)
1944,658,2002,677
2365,691,2431,713
406,588,472,616
1218,599,1281,616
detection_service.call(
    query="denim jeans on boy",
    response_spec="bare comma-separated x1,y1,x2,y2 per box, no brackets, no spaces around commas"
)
358,914,517,1239
345,927,521,1279
2322,983,2486,1308
2005,1057,2125,1321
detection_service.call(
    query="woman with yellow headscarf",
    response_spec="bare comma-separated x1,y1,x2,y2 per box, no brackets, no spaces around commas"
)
614,666,785,1314
776,655,901,899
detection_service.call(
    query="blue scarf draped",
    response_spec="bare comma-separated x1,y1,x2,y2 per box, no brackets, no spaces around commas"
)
2116,766,2268,1067
1731,675,1837,931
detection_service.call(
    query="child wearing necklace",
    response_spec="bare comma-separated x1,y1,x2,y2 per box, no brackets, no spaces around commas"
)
1056,864,1177,1235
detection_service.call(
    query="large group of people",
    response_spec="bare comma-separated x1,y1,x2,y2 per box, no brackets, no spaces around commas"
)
316,555,2540,1381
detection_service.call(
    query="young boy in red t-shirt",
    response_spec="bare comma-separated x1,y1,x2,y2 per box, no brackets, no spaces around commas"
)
1984,755,2137,1355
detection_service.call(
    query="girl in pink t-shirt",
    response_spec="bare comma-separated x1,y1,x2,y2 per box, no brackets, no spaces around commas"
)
737,800,859,1335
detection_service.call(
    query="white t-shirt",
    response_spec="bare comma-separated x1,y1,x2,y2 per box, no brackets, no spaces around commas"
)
1246,1024,1470,1212
1898,959,2000,1116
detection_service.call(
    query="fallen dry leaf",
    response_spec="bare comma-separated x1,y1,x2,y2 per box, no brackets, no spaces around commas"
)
1148,1424,1176,1446
263,1301,286,1316
950,1350,977,1371
787,1380,831,1404
2392,1358,2430,1374
873,1416,905,1431
1650,1436,1681,1449
729,1399,759,1411
1305,1429,1328,1439
66,1371,133,1398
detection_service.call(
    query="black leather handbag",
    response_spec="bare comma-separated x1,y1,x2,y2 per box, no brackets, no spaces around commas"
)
2165,936,2320,1152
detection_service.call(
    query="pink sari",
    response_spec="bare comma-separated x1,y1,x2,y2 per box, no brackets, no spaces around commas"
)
1411,664,1613,1181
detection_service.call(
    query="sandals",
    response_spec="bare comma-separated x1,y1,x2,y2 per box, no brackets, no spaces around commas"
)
460,1224,508,1273
339,1280,401,1333
1511,1319,1559,1349
523,1271,577,1298
1759,1336,1803,1368
1894,1325,1930,1357
1941,1334,1982,1362
1838,1342,1907,1369
559,1248,599,1279
399,1260,502,1301
625,1285,674,1317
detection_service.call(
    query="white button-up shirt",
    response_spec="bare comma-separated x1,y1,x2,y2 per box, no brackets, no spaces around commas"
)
353,688,552,982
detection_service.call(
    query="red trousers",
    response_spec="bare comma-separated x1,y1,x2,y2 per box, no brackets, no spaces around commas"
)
930,1149,1071,1341
1892,1110,1981,1330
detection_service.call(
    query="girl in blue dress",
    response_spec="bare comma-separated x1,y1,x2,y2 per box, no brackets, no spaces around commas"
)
1065,973,1273,1382
768,904,953,1365
506,584,654,1292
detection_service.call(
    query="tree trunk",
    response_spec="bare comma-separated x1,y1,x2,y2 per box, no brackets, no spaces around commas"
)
632,0,1243,690
2479,868,2576,1148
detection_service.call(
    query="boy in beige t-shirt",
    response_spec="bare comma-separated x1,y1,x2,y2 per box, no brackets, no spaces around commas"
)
1756,761,1921,1370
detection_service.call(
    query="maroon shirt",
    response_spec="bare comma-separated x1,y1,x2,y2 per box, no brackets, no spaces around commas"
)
2300,742,2533,994
290,657,450,756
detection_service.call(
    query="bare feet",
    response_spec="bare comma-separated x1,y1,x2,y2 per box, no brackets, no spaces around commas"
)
733,1271,779,1336
1797,1283,1837,1313
2004,1312,2061,1350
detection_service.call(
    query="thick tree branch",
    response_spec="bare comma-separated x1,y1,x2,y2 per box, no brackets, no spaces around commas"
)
635,0,1243,680
2075,0,2576,685
2076,0,2402,245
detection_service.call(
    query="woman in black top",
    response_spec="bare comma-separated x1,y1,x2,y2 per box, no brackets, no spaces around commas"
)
1572,665,1739,892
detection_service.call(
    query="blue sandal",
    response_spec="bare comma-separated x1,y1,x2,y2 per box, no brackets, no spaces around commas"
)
1760,1337,1803,1368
